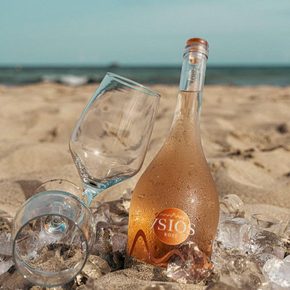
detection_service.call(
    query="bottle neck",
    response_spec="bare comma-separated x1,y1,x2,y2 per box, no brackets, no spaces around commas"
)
179,51,207,92
174,90,200,121
178,51,207,116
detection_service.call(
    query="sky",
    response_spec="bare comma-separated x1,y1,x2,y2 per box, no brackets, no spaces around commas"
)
0,0,290,66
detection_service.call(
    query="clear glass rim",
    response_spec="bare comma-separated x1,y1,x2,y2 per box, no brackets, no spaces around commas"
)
33,178,82,196
106,72,161,98
14,189,89,217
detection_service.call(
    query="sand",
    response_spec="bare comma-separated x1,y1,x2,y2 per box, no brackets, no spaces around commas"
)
0,83,289,216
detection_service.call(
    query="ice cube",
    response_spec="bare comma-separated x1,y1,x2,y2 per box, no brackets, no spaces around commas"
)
246,229,285,259
91,198,129,233
212,244,268,290
217,216,285,260
91,202,111,226
251,213,286,236
217,217,251,249
121,188,132,199
166,241,213,284
220,194,245,219
263,256,290,288
90,198,129,270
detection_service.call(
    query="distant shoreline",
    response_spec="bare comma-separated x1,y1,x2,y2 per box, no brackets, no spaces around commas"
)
1,66,290,86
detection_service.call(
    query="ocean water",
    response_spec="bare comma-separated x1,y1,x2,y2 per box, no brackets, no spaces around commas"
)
0,66,290,86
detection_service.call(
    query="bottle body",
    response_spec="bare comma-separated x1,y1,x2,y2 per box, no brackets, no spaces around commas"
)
127,39,219,266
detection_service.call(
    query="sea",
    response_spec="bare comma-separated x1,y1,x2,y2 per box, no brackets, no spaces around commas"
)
0,66,290,86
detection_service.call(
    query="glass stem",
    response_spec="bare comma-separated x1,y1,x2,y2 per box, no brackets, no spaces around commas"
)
82,184,103,206
82,177,125,206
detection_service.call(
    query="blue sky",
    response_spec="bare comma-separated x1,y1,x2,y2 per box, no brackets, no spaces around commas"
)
0,0,289,66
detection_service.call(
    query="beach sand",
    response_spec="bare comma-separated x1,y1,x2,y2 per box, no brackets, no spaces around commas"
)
0,83,290,289
0,83,289,215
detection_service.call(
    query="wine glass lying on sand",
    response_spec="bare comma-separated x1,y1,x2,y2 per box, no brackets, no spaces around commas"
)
12,73,160,287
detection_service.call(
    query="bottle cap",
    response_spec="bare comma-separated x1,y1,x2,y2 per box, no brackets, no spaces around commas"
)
184,38,209,58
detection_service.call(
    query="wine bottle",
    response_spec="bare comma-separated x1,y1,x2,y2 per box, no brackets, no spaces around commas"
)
127,38,219,266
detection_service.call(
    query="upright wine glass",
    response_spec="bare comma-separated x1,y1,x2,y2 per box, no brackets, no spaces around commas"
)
12,73,160,287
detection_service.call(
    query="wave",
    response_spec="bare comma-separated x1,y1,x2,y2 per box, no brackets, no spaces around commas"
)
42,75,89,86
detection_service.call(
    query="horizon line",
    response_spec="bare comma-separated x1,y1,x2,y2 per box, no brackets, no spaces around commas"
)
1,63,290,68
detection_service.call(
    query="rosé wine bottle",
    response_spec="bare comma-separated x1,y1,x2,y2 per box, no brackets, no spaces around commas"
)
127,38,219,266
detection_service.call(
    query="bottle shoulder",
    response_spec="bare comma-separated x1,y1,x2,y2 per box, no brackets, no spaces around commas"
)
141,134,212,181
132,120,216,197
